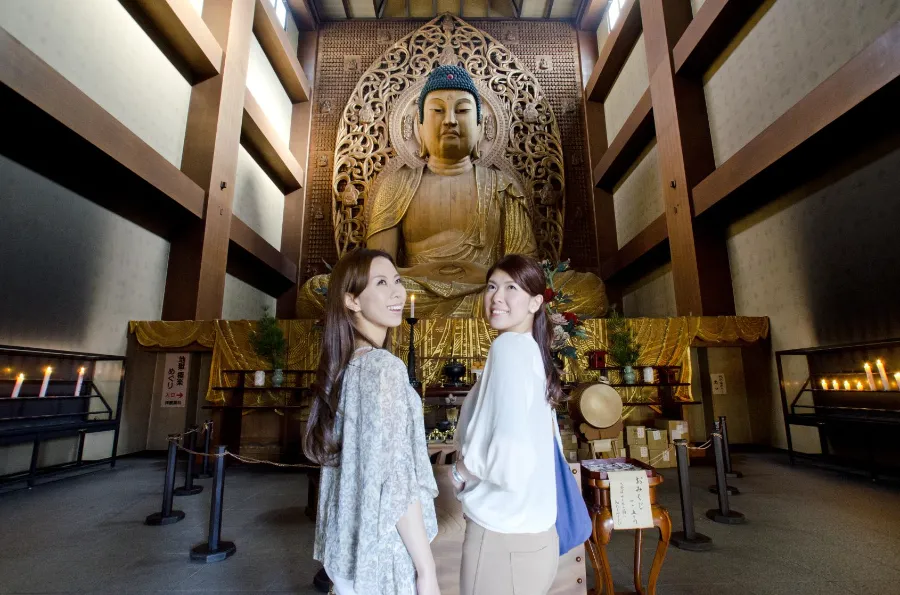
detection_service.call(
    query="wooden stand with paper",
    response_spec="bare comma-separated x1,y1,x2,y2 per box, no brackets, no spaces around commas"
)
581,458,671,595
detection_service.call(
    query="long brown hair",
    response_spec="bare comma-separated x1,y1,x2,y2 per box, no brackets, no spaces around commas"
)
486,254,565,407
304,248,394,466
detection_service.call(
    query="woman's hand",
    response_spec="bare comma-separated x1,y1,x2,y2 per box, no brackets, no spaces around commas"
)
449,465,465,493
416,569,441,595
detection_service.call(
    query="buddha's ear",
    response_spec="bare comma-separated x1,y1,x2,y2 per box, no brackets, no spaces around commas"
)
414,117,428,159
471,119,484,160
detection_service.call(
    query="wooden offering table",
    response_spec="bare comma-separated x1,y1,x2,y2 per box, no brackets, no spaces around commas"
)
582,459,671,595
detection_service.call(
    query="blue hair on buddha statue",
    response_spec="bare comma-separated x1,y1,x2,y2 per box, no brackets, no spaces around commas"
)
418,65,482,124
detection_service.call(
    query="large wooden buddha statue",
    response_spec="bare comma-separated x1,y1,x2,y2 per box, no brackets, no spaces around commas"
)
297,65,607,318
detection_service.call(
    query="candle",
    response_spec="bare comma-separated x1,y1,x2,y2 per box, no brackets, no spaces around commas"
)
410,293,416,318
864,363,877,391
38,366,52,397
895,372,900,391
876,359,890,392
11,374,24,398
832,379,839,390
74,367,85,396
843,380,851,391
856,381,863,391
820,379,828,390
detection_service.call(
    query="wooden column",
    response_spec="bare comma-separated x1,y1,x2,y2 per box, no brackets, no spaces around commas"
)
641,0,735,315
163,0,255,320
578,29,622,306
276,31,317,318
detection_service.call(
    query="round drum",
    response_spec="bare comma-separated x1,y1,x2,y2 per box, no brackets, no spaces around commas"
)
568,382,623,430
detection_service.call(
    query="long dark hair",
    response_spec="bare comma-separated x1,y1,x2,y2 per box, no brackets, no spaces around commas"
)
304,248,394,466
486,254,565,407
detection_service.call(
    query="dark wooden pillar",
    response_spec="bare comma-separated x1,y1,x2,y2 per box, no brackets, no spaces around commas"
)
641,0,735,316
163,0,254,320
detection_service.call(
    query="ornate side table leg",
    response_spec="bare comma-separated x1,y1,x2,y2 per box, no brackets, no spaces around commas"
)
595,508,616,595
634,529,644,595
646,505,672,595
584,538,604,593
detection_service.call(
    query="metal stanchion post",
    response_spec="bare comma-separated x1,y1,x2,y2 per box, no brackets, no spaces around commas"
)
709,422,740,495
718,416,743,478
194,421,213,479
670,439,712,551
145,436,186,525
706,434,745,524
191,446,236,563
175,426,203,496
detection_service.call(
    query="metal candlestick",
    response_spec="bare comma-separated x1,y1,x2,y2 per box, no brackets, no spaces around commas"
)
406,317,421,388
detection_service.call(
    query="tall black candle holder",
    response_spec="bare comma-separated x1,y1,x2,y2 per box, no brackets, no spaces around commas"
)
406,317,421,388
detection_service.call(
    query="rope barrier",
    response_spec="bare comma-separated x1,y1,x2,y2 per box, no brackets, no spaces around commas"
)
170,440,321,470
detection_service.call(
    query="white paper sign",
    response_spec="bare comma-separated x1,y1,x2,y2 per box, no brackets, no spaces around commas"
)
636,427,645,438
651,430,661,440
160,353,190,408
609,470,653,530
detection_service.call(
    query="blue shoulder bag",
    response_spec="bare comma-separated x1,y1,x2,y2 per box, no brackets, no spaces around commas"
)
553,424,593,555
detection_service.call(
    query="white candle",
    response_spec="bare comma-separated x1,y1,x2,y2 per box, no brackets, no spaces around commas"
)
895,372,900,391
832,379,839,390
864,363,876,391
74,367,85,396
820,379,828,390
410,294,415,318
11,374,24,398
876,359,890,391
843,380,851,391
38,367,52,397
856,381,863,391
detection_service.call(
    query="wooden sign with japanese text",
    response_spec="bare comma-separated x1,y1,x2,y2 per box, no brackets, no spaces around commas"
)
160,353,190,408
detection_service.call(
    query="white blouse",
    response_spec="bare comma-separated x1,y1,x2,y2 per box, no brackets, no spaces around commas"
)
455,331,559,534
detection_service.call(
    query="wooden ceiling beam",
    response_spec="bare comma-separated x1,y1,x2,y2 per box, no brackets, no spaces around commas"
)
599,214,668,281
286,0,320,30
0,29,206,231
228,216,298,295
672,0,764,76
577,0,608,32
592,88,654,189
253,0,312,102
131,0,223,81
241,89,304,191
584,0,642,102
693,21,900,217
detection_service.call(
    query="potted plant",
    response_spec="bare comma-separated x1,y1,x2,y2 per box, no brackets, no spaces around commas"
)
606,307,641,384
249,308,287,387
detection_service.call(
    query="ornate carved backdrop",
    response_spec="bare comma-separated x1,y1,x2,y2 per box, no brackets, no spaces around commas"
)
303,17,598,280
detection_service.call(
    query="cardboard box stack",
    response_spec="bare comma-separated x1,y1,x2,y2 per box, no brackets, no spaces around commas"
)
650,419,690,468
625,425,649,463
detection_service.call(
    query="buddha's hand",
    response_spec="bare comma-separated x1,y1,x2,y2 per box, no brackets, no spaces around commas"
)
400,261,488,285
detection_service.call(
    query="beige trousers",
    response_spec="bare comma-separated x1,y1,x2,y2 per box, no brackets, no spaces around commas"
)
460,519,559,595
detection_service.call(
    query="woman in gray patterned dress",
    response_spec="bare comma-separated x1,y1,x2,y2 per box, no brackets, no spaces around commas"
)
305,249,441,595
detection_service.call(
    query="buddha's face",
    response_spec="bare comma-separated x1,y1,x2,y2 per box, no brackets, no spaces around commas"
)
420,89,480,162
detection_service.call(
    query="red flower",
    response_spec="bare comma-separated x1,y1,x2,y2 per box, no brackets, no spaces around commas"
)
543,288,556,302
563,312,579,325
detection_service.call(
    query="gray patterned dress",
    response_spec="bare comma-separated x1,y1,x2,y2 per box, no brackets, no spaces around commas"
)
313,349,439,594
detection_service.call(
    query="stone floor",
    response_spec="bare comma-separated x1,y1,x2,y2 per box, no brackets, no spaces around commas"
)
0,453,898,594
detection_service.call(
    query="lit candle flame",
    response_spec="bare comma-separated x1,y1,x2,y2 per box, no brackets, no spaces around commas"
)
856,381,863,390
843,380,851,390
832,379,839,390
820,379,828,390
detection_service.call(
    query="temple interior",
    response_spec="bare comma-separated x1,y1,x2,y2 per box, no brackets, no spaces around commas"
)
1,1,899,594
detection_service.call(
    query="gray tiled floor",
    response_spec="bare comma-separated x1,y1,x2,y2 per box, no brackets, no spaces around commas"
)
1,453,898,594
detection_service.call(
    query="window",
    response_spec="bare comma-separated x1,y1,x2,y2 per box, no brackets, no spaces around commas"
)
608,0,622,32
275,0,288,30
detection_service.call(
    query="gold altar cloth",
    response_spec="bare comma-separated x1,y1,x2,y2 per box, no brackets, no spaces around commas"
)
130,317,768,410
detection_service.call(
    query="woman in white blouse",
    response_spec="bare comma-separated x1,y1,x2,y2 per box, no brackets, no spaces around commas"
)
451,254,564,595
305,249,441,595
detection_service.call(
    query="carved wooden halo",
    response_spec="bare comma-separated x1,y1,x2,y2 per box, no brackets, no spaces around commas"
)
331,13,566,260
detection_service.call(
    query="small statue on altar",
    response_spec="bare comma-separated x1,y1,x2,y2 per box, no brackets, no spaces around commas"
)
298,65,607,318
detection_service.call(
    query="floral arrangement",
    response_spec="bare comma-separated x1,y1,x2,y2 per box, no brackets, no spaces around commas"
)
249,308,286,369
541,260,587,360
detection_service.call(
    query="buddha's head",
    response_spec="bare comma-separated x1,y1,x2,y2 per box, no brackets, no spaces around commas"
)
418,65,483,162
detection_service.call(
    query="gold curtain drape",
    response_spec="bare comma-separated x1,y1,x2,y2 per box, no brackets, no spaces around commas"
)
129,316,768,406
